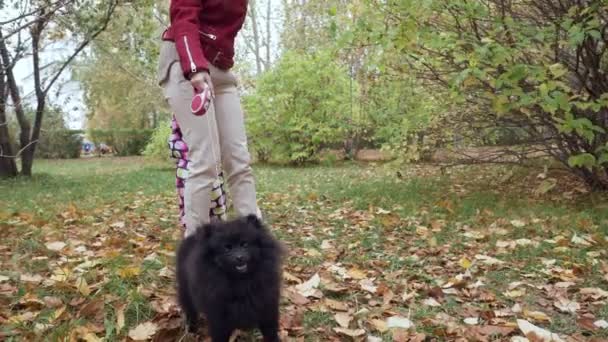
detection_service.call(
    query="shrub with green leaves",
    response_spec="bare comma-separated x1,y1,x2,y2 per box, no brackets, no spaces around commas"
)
89,129,153,156
351,0,608,190
36,130,84,159
142,121,172,161
243,50,352,164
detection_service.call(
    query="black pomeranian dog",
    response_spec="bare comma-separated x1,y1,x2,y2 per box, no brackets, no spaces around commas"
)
176,214,283,342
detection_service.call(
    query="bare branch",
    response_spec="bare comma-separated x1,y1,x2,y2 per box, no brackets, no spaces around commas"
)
0,139,39,159
42,0,119,95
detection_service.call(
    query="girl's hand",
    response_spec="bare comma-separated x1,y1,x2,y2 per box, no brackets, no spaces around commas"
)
190,71,215,98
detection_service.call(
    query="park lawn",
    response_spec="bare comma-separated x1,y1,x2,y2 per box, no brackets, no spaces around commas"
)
0,157,607,341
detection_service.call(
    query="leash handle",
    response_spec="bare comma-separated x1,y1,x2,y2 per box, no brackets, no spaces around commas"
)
191,84,212,116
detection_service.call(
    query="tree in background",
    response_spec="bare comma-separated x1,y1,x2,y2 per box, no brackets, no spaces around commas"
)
75,0,168,131
0,0,119,177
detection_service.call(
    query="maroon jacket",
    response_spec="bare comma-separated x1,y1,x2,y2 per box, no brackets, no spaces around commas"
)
164,0,248,77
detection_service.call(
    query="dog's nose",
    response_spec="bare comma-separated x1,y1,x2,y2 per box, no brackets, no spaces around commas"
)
236,255,244,263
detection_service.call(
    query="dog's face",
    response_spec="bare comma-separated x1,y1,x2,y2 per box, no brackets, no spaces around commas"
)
199,215,266,275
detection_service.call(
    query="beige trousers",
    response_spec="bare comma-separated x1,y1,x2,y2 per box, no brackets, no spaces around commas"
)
158,41,258,235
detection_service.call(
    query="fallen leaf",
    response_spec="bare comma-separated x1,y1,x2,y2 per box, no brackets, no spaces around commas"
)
459,257,472,269
580,287,608,300
0,275,9,282
128,322,158,341
386,316,414,329
286,289,309,305
347,268,367,280
333,327,365,337
517,319,564,342
423,298,441,307
295,273,321,298
116,304,126,332
325,298,348,311
43,296,63,308
464,317,479,325
504,289,526,298
76,277,91,296
118,266,140,279
359,278,377,293
20,273,43,283
553,297,580,313
523,309,551,323
370,319,388,333
9,311,39,323
110,221,125,229
571,234,593,246
511,220,526,228
334,312,353,328
283,271,301,283
594,320,608,329
34,323,53,334
46,241,67,251
367,336,382,342
321,240,333,250
475,254,505,265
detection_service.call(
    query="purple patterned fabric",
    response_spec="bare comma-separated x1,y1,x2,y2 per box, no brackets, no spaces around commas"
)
168,115,227,229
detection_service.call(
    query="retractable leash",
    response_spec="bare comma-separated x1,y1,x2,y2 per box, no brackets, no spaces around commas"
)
191,84,213,116
192,83,228,222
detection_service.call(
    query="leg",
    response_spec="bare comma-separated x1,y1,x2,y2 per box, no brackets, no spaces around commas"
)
259,303,280,342
210,66,258,217
259,319,280,342
164,61,220,235
206,318,233,342
178,287,199,333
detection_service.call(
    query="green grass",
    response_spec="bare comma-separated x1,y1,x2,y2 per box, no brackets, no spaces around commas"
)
1,157,608,340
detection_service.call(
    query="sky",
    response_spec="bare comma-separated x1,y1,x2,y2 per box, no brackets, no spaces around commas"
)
1,5,86,129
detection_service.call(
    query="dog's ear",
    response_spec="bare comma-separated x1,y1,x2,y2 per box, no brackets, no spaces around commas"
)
246,214,263,230
195,223,215,241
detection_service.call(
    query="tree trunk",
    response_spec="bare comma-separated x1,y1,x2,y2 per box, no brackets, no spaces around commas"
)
0,30,31,176
248,0,263,76
265,0,272,70
0,62,18,177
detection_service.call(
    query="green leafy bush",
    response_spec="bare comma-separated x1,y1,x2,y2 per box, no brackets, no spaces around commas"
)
243,50,352,164
35,130,84,159
142,121,172,161
89,129,153,156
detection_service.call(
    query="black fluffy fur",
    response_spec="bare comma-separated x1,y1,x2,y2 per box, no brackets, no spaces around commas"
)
176,214,283,342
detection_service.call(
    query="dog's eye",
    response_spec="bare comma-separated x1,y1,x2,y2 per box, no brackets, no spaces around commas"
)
240,242,248,248
224,244,233,251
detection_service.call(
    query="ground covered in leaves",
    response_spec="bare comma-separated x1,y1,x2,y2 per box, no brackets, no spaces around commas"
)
1,157,607,341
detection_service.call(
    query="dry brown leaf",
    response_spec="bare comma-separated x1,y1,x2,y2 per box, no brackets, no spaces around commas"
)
517,319,564,342
286,289,310,305
325,298,348,311
128,322,158,341
334,312,352,328
523,309,551,323
116,304,126,332
370,319,388,333
333,327,365,337
46,241,67,251
553,297,580,313
347,268,367,280
76,277,91,297
43,296,63,308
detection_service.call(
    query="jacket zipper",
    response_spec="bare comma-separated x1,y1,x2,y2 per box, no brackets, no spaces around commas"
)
183,36,197,74
199,31,217,40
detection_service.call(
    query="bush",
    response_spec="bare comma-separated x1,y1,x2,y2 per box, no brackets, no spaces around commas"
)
243,50,352,164
142,121,172,161
89,129,153,156
36,130,84,159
